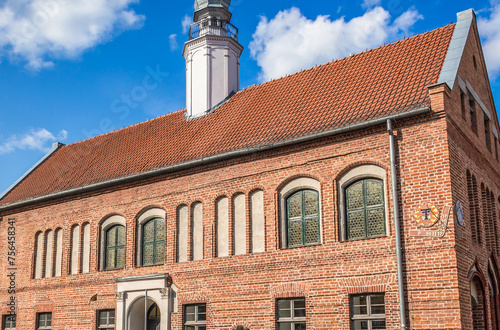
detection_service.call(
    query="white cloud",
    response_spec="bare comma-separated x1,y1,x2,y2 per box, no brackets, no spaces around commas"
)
478,3,500,77
0,0,145,70
169,34,178,51
0,128,68,154
249,6,423,82
362,0,381,9
182,14,192,34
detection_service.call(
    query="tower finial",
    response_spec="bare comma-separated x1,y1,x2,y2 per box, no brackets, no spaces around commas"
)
194,0,231,12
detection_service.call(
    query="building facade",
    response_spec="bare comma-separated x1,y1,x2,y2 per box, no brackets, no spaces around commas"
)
0,3,499,330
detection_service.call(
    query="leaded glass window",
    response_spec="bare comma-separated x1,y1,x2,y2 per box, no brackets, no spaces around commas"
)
3,315,15,330
286,190,320,247
142,218,165,266
184,304,206,330
277,298,306,330
346,179,385,240
351,294,386,330
105,225,126,270
37,313,51,330
98,310,115,330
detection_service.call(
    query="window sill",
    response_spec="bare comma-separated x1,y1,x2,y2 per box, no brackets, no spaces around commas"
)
340,235,389,243
283,242,322,250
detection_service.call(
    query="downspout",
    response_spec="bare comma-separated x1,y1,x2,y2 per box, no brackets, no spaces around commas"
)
387,119,407,329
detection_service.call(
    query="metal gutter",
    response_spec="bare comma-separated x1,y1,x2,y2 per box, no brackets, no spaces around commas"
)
387,119,407,329
0,142,64,200
0,106,431,212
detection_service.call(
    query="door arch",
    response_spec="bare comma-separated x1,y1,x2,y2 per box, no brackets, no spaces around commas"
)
127,296,161,330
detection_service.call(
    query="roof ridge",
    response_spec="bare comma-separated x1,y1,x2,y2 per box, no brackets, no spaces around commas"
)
248,23,456,89
63,108,189,148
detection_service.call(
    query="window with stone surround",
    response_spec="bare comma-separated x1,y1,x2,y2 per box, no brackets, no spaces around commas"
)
3,315,15,330
286,190,320,248
279,177,322,249
338,165,387,241
276,298,306,330
350,293,386,330
105,225,126,270
36,313,51,330
136,208,166,267
184,304,206,330
97,310,115,330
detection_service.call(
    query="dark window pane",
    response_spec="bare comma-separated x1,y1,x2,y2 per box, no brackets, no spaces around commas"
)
294,299,305,309
116,246,125,268
288,193,302,218
366,179,383,206
155,242,165,264
156,220,165,240
107,227,116,247
106,248,115,269
304,190,318,216
197,305,206,313
367,208,385,237
117,226,126,245
370,295,384,305
278,323,292,330
143,244,154,265
295,323,306,330
353,320,369,330
305,218,319,244
348,210,365,239
289,220,303,246
353,306,368,315
144,221,155,242
347,181,364,210
372,320,386,329
352,295,367,306
371,305,385,315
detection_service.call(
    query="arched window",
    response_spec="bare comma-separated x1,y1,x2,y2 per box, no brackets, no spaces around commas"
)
286,189,320,247
279,177,322,249
142,218,165,266
345,178,385,240
105,225,126,270
338,165,387,241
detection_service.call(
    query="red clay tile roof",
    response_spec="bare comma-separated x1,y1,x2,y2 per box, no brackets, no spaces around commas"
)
0,24,455,207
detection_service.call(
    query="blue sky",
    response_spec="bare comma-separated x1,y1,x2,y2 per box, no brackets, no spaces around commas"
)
0,0,499,194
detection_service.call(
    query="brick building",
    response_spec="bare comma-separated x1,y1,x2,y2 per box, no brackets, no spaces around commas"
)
0,2,499,329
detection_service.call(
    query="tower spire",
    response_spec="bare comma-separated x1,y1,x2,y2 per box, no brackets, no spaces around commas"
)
183,0,243,118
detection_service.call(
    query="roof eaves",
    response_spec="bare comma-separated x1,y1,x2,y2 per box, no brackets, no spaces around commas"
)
437,9,474,90
0,106,431,212
0,142,65,202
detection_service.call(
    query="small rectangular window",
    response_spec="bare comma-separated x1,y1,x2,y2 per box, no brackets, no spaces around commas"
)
495,137,499,161
276,298,306,330
3,315,15,330
37,313,52,330
350,294,386,330
484,116,491,151
98,310,115,329
469,96,477,133
184,304,206,330
460,90,466,119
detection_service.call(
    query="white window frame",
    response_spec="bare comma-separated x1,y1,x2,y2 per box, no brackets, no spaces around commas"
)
338,165,388,241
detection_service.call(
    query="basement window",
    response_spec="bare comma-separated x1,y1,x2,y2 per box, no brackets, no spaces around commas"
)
37,313,52,330
184,304,206,330
3,315,15,330
98,310,115,330
277,298,306,330
350,294,386,330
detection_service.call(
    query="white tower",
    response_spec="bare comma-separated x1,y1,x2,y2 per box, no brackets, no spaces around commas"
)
183,0,243,117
